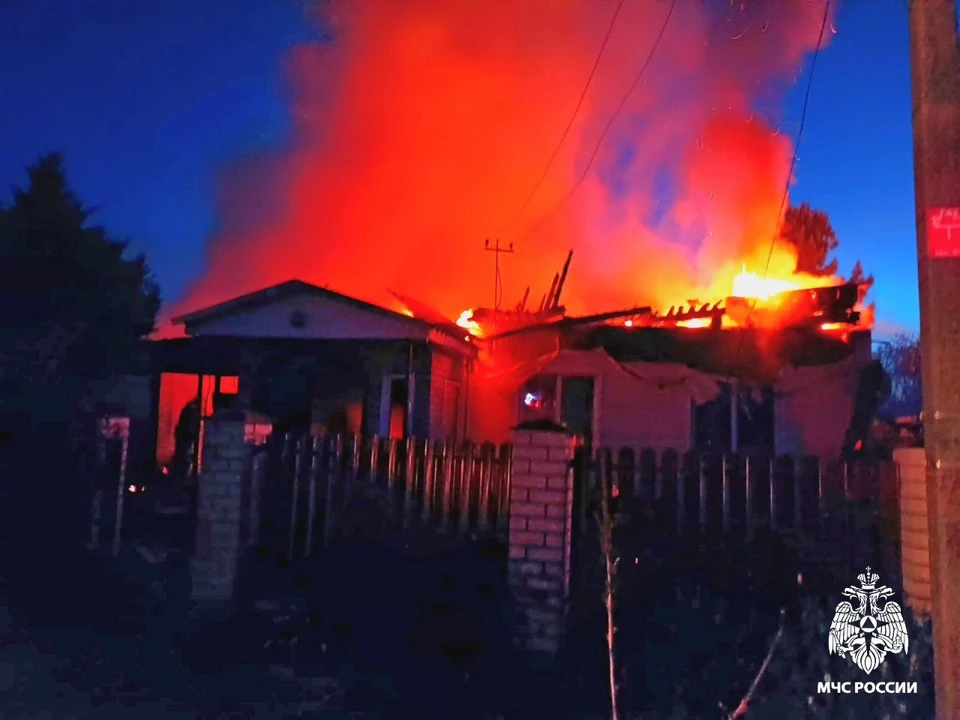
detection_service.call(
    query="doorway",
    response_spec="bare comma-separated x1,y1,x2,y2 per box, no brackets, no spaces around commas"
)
560,376,595,451
380,375,409,439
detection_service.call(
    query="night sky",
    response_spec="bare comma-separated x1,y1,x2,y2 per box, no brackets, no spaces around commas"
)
0,0,927,336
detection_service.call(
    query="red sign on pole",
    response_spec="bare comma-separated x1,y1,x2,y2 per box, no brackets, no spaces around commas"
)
927,207,960,258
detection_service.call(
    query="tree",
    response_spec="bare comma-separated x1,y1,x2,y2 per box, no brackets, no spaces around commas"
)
0,153,160,575
779,201,839,276
875,333,922,419
0,153,160,412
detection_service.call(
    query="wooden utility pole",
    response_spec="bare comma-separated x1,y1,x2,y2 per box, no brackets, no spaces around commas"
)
484,238,514,341
908,0,960,714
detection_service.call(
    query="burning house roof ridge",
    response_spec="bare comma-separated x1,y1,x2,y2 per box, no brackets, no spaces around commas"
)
171,279,449,332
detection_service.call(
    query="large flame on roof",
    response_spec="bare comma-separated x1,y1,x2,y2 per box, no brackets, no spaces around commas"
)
457,309,482,337
153,0,839,340
732,264,840,300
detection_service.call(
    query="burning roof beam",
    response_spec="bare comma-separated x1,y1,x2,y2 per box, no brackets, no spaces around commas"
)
552,250,574,310
387,289,463,330
517,286,530,312
484,306,652,341
544,273,559,310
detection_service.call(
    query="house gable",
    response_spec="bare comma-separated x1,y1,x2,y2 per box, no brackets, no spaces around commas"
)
175,281,434,342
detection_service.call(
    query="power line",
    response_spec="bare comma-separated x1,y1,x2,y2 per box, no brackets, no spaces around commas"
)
497,0,626,240
513,0,678,246
484,238,514,337
731,0,831,372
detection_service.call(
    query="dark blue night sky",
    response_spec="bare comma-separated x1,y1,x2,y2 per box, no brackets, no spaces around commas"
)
0,0,926,335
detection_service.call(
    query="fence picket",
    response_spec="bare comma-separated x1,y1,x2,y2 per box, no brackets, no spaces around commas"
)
459,442,476,537
304,435,321,558
287,436,309,564
402,438,417,527
496,444,511,539
386,438,398,495
721,455,731,534
698,456,709,528
439,442,456,532
477,444,492,531
369,435,380,486
322,434,343,550
422,441,437,525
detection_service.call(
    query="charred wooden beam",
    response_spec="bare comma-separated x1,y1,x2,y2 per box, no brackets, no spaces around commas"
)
725,281,863,328
483,306,652,341
649,303,726,326
519,286,530,312
545,273,560,310
552,250,574,310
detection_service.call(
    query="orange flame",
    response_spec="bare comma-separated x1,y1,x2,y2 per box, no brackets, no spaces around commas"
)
676,317,713,329
457,309,482,337
731,265,838,300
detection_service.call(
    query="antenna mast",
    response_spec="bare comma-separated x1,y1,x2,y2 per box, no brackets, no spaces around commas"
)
484,238,514,342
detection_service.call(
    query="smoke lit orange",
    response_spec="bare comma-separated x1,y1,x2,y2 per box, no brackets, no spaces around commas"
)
156,0,837,337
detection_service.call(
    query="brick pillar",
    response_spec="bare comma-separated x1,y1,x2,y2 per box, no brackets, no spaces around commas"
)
508,422,576,658
189,410,251,605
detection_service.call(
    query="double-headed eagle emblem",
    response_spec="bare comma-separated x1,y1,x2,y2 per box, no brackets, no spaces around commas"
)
828,567,909,674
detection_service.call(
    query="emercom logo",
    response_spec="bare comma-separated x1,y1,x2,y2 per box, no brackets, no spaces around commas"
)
815,566,917,696
827,566,908,674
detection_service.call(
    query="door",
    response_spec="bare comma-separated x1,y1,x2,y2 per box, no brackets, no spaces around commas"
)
560,376,595,450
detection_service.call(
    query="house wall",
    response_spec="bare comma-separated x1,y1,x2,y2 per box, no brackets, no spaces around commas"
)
600,367,697,453
428,349,469,440
465,350,716,451
466,376,518,446
774,332,873,458
539,351,702,452
95,374,153,420
359,341,432,438
175,288,474,442
185,292,432,341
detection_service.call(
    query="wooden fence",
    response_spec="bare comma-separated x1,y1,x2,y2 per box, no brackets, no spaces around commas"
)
570,447,902,610
582,447,899,539
251,433,514,564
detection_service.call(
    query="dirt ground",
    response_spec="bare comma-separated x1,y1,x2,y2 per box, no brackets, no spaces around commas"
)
0,534,519,720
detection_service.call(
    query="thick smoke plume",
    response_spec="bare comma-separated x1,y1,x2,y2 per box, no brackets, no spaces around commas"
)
158,0,834,335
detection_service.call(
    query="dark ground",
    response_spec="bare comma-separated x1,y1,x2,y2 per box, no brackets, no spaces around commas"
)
0,432,929,719
0,498,526,719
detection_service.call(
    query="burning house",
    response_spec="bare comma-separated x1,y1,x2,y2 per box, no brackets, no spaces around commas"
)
104,246,877,480
442,250,877,459
109,280,477,477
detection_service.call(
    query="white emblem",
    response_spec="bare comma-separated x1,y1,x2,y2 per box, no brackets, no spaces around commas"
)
828,567,909,674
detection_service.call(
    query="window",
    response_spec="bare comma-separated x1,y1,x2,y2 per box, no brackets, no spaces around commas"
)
219,376,239,394
692,382,774,454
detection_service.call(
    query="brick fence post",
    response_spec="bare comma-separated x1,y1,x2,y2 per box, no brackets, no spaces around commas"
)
189,410,253,606
508,421,576,660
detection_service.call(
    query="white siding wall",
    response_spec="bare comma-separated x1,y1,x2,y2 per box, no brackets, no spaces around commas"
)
775,334,873,458
429,352,460,440
185,292,431,341
539,351,710,453
598,371,695,452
